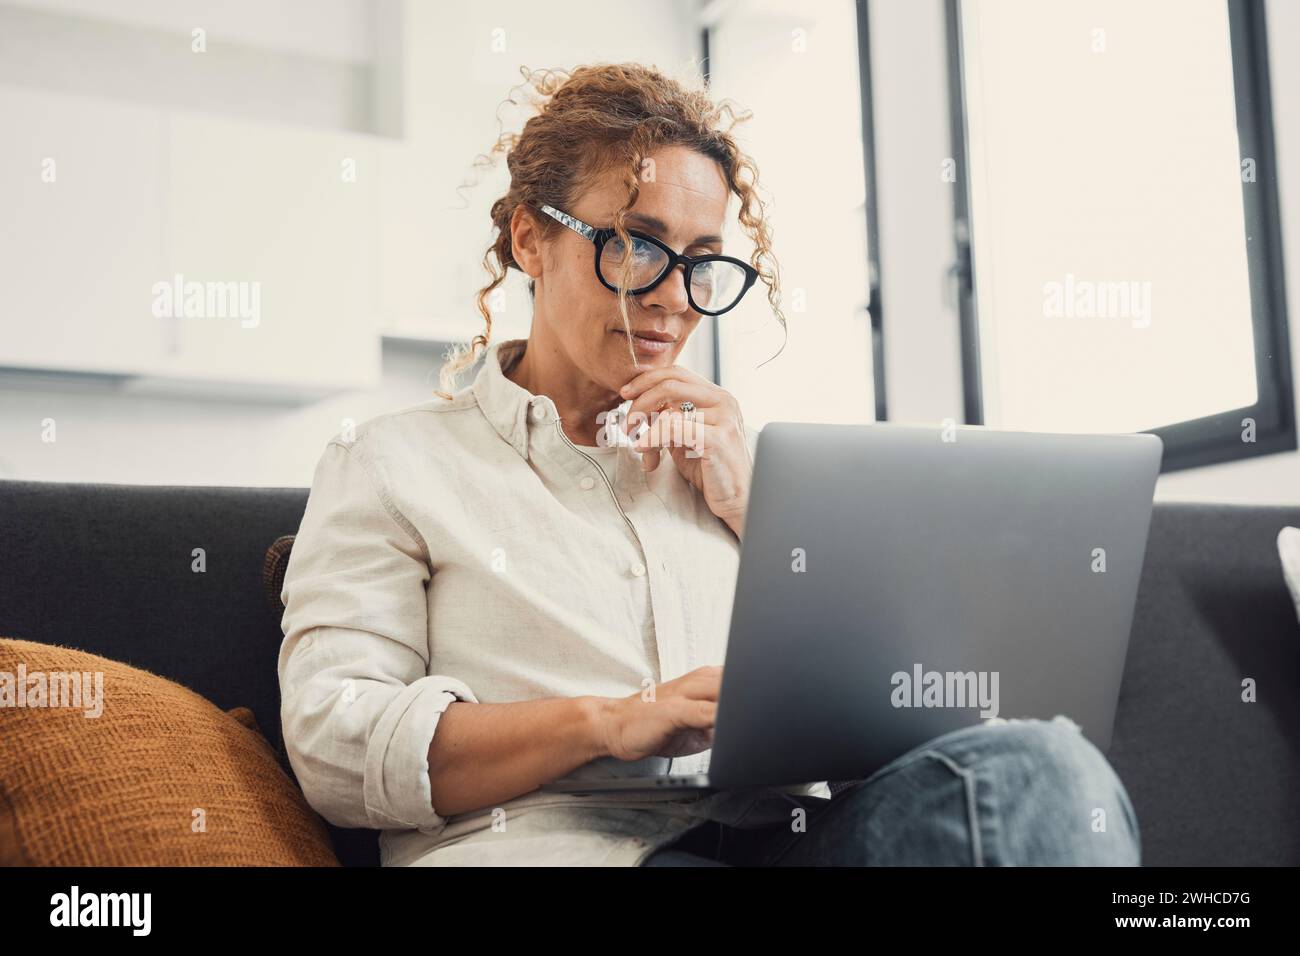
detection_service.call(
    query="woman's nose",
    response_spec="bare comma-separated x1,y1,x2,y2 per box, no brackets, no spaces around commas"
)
639,263,692,313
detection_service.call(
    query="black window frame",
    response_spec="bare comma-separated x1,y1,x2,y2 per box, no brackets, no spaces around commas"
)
945,0,1295,473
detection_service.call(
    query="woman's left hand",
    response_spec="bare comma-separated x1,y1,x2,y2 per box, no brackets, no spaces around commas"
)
619,366,752,538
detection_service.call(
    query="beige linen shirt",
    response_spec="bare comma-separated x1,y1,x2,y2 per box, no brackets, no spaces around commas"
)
277,336,830,866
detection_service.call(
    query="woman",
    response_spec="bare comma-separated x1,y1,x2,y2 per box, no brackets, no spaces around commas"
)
277,63,1141,866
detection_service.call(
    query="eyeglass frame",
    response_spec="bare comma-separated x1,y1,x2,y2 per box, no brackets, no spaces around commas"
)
534,203,760,316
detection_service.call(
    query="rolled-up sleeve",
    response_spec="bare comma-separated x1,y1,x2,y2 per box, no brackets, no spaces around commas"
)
277,438,478,832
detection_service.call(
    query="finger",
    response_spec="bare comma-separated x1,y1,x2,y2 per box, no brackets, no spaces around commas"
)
675,699,718,730
667,442,695,475
666,727,715,756
619,364,713,400
672,665,723,700
636,412,707,455
624,385,717,437
624,382,719,435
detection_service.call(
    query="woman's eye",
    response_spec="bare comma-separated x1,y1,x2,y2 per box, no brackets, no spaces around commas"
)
612,238,655,261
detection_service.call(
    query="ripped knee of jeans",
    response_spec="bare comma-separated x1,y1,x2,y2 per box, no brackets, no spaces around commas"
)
981,713,1082,734
1050,713,1083,734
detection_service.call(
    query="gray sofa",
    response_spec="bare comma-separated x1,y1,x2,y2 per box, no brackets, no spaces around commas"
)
1,478,1297,866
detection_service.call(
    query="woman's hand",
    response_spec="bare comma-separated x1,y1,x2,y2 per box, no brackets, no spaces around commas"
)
596,666,723,761
619,366,752,537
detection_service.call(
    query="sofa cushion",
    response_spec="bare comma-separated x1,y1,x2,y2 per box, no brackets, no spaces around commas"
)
0,637,340,866
264,534,296,613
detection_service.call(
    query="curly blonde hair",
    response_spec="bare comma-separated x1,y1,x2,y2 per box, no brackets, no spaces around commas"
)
434,61,786,400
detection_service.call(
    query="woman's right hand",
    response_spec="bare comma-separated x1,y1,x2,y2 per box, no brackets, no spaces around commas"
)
596,665,722,761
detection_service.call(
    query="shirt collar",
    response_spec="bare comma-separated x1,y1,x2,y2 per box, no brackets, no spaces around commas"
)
470,336,640,461
472,337,541,460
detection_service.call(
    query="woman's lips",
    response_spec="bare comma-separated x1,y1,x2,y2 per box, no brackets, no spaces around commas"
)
613,330,676,355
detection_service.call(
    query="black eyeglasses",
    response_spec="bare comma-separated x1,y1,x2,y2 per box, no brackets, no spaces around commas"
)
535,203,759,316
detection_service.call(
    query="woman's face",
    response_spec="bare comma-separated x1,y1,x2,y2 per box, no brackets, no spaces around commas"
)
523,145,731,393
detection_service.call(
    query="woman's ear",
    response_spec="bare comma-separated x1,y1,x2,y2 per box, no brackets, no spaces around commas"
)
509,204,544,282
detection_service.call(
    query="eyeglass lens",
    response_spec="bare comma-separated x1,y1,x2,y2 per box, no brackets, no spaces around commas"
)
598,235,748,312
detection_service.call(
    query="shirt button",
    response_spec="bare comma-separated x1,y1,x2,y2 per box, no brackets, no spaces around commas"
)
630,562,646,577
580,475,595,490
531,403,546,421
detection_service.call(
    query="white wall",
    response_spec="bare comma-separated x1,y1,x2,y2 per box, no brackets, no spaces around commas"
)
0,0,376,131
3,0,375,61
0,343,446,485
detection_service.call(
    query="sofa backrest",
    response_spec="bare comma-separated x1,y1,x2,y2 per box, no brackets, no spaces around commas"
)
2,480,1298,866
1109,501,1300,865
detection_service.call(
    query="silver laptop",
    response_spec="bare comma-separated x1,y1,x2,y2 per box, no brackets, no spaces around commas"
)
541,421,1162,795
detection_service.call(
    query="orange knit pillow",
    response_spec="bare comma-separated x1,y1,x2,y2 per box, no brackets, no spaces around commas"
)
0,637,339,866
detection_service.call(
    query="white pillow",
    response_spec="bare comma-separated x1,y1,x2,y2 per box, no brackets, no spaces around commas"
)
1277,527,1300,624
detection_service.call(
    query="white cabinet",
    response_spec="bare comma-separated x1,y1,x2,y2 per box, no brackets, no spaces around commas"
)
157,112,381,390
0,88,168,376
0,86,382,395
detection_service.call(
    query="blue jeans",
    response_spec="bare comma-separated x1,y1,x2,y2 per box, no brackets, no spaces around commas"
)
641,715,1141,866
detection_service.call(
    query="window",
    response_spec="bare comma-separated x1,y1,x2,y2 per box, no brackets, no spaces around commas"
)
948,0,1293,471
704,0,879,428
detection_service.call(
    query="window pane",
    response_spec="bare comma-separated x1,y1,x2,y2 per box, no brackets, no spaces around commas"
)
960,0,1257,434
709,0,874,428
